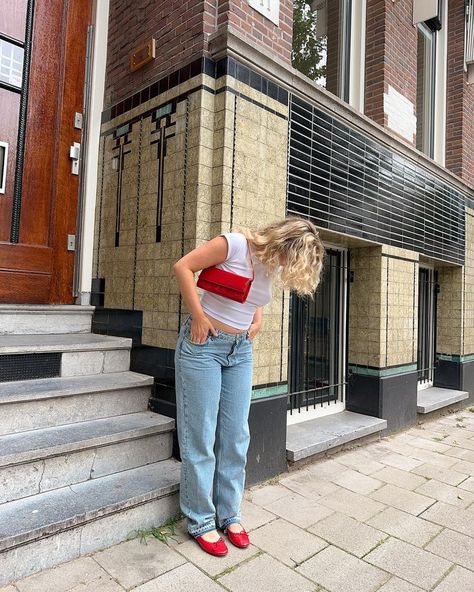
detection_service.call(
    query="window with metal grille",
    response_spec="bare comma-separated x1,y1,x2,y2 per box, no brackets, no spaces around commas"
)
465,0,474,76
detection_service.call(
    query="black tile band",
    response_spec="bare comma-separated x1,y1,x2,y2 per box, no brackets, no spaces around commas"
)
102,56,288,125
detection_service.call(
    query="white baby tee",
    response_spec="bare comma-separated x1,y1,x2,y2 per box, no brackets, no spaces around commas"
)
200,232,273,330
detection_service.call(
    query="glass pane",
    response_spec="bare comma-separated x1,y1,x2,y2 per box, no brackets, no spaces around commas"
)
0,0,28,42
416,25,435,156
0,39,24,88
0,87,20,240
292,0,350,100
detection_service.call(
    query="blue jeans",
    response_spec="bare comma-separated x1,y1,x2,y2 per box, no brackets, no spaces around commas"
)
174,316,253,537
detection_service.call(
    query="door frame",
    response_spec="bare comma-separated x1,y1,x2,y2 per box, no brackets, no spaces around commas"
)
287,243,349,424
417,263,437,390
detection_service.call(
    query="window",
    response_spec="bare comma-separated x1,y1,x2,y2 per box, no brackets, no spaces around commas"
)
0,37,24,89
292,0,352,101
416,23,436,157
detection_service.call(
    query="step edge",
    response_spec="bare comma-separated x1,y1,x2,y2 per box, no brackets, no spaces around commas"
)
417,392,470,413
0,420,175,468
0,373,154,405
0,461,181,553
287,420,387,461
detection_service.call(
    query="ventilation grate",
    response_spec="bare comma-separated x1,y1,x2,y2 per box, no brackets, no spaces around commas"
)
0,353,61,383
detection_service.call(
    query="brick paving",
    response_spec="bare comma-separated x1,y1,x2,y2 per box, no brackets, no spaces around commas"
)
5,412,474,592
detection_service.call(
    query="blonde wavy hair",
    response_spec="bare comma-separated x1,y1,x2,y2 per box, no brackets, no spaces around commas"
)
241,217,325,296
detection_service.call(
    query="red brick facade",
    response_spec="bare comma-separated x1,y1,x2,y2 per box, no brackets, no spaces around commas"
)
446,0,474,189
364,0,417,139
105,0,293,108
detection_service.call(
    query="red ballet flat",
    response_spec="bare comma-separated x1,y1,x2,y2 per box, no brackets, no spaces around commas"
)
195,534,229,556
225,526,250,548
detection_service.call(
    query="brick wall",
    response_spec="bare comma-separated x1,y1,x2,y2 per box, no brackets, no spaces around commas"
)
105,0,293,108
105,0,209,107
446,0,474,189
365,0,417,143
218,1,293,63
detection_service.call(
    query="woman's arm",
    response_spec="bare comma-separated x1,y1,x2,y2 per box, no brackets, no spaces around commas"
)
248,306,263,340
173,236,228,342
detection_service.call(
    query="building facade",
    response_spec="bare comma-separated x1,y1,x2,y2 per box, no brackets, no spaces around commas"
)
86,0,474,482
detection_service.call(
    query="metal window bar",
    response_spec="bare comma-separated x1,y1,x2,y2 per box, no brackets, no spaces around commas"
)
417,268,438,385
288,249,348,414
466,0,474,67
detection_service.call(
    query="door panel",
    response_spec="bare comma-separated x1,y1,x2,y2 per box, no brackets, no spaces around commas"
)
0,0,91,304
0,88,20,240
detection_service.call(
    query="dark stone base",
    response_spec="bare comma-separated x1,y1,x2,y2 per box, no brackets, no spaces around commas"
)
435,359,474,404
346,371,418,433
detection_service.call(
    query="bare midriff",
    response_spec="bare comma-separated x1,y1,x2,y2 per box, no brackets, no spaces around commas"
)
204,314,247,334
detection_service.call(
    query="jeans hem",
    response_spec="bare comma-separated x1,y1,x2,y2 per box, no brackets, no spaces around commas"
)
219,517,241,530
189,523,218,538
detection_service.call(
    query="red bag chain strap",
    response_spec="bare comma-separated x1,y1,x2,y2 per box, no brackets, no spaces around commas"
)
196,240,255,304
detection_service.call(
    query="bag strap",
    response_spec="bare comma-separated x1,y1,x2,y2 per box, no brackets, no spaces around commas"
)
246,240,255,281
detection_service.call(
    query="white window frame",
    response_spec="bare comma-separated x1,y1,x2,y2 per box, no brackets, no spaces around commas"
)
348,0,366,112
0,142,8,195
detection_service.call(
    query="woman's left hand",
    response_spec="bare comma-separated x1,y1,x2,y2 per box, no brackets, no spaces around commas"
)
247,322,261,341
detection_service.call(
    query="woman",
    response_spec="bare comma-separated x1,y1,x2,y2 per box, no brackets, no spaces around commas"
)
173,217,325,556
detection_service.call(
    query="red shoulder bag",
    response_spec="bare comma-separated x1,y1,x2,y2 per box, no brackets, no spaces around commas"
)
196,241,254,304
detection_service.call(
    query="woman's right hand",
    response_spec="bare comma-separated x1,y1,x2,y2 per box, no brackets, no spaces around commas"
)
189,315,218,344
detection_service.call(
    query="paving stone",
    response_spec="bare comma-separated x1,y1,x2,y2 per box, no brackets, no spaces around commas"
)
246,484,289,507
408,437,452,454
318,487,385,522
450,459,474,476
264,491,335,528
364,537,452,590
330,468,383,495
406,449,459,469
304,458,348,480
240,498,277,531
378,453,424,471
414,479,474,507
334,450,386,475
0,587,19,592
458,476,474,492
420,501,474,536
432,566,474,591
371,466,427,490
162,519,190,548
279,469,340,498
92,536,185,589
219,553,315,592
443,447,474,462
425,528,474,570
67,578,124,592
370,484,435,515
411,463,468,486
173,538,258,577
308,511,387,557
14,557,112,592
296,544,389,592
376,577,423,592
250,518,327,567
132,563,224,592
366,507,442,547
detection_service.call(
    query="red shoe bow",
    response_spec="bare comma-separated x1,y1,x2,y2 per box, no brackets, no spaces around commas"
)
226,527,250,548
195,534,229,556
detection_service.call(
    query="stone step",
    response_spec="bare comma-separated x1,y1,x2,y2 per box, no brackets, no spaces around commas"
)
0,459,181,585
0,411,175,504
286,410,388,463
0,371,153,435
417,386,469,413
0,333,132,380
0,304,95,335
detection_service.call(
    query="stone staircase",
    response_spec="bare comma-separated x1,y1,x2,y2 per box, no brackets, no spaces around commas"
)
0,305,180,586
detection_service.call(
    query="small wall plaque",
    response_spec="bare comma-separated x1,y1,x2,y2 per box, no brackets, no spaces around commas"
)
130,38,156,72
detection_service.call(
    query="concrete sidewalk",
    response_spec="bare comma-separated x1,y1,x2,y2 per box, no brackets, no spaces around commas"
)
4,411,474,592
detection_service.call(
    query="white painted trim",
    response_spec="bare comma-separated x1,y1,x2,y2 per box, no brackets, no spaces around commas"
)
287,401,345,425
75,0,110,305
349,0,366,112
247,0,279,26
0,141,8,194
433,0,448,166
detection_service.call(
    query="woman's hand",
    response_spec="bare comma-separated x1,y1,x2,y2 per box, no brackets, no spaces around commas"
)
189,315,218,344
247,321,262,341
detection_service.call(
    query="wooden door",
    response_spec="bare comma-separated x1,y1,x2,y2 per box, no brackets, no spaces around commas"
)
0,0,91,303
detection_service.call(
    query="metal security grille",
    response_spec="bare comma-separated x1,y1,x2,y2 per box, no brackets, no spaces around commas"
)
288,249,348,414
417,267,438,386
287,94,466,265
0,353,61,383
